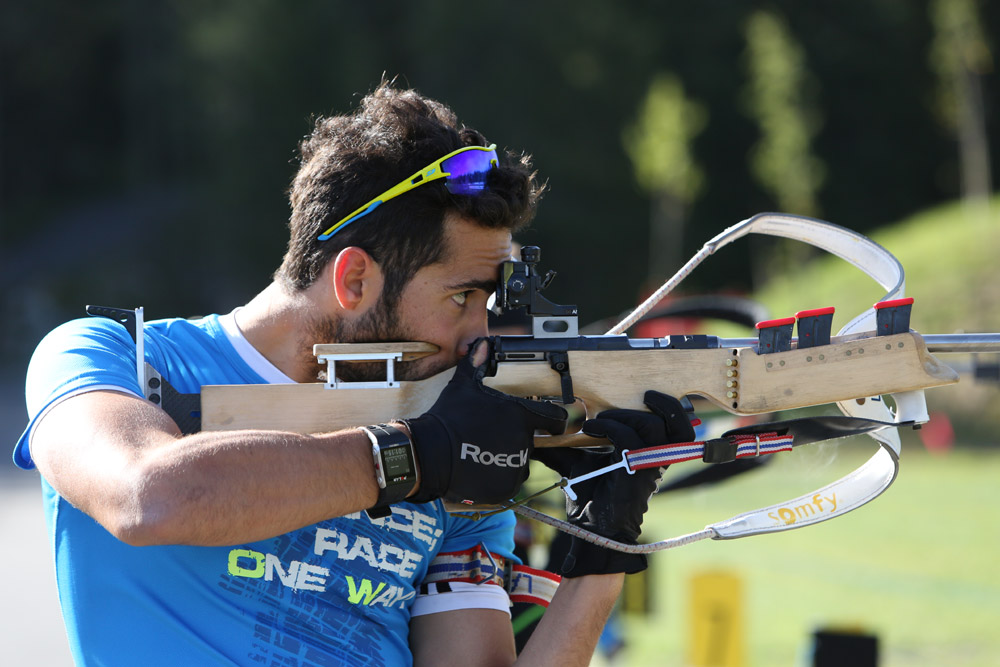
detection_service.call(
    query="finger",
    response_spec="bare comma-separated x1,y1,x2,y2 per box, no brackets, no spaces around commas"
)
643,391,696,442
532,446,581,475
451,347,480,381
641,391,684,419
519,398,569,435
469,337,490,367
473,369,567,433
582,418,645,452
591,408,666,446
450,338,492,383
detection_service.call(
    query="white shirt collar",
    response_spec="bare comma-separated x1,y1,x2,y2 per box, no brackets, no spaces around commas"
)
218,308,296,384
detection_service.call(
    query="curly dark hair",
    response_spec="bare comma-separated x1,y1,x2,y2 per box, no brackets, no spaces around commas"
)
276,82,544,312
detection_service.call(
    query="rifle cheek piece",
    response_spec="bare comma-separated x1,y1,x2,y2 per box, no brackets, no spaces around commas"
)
702,438,739,464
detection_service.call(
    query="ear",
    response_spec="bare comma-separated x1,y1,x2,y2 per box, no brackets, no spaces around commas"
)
330,247,383,312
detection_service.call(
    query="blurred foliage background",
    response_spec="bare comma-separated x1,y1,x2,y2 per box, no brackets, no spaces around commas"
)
1,0,996,370
2,4,998,664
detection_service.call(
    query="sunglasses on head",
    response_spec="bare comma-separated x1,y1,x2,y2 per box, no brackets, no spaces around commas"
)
317,143,499,241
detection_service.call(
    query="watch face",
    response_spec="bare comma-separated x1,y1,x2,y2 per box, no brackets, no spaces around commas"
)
383,446,413,482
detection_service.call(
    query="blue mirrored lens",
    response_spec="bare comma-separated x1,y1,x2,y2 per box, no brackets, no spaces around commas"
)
442,148,497,195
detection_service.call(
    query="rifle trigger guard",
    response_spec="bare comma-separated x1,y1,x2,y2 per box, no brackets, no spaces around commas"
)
546,351,574,404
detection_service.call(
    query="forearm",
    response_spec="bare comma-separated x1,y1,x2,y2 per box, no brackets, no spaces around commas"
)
32,391,395,546
515,574,624,666
133,426,382,546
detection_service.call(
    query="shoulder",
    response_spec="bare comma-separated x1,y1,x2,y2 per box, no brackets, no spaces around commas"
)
23,313,222,413
35,315,136,355
28,312,215,363
26,317,141,409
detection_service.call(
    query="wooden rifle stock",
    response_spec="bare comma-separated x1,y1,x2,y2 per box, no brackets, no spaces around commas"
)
200,331,961,447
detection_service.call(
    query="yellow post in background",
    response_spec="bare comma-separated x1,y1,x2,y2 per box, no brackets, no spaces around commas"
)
688,570,745,667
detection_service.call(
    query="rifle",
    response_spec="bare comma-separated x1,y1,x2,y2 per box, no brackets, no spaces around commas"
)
92,213,1000,552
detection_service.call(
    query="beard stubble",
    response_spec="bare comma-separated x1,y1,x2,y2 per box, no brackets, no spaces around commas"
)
302,295,451,383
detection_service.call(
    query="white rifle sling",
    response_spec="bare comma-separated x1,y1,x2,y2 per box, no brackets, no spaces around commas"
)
711,214,907,540
592,214,917,548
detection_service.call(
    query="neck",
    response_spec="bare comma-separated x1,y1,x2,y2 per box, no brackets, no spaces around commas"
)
235,281,331,383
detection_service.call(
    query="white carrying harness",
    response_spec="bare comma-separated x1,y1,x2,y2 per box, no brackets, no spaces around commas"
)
517,213,917,552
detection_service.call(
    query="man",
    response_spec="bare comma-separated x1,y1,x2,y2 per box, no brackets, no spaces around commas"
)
14,82,692,665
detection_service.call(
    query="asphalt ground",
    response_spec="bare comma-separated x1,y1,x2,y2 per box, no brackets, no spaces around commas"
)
1,375,72,665
1,469,73,665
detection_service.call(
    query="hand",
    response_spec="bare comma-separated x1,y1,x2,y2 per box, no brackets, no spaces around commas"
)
406,339,567,505
534,391,695,577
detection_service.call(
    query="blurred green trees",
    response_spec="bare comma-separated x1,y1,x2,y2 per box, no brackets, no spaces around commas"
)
0,1,996,364
743,9,824,219
623,73,706,285
929,0,993,204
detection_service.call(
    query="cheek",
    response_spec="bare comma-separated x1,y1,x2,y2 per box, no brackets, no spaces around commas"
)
396,284,487,353
411,304,484,358
398,296,458,340
431,308,475,342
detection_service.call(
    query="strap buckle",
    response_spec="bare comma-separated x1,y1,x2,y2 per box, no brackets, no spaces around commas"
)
702,438,738,463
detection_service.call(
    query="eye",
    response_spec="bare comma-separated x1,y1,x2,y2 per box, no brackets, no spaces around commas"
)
451,291,470,307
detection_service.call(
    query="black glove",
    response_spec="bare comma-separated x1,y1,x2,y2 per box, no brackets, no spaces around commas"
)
406,339,567,505
534,391,695,578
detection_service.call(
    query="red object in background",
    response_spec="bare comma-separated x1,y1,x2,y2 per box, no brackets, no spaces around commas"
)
629,293,767,339
918,412,955,455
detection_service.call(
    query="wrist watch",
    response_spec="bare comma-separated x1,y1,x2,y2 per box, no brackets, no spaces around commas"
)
361,424,417,519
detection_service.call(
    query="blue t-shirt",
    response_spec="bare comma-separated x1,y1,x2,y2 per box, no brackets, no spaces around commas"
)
14,314,516,666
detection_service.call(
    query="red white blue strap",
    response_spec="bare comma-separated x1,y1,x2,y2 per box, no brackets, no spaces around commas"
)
533,414,906,553
560,431,794,502
625,432,794,469
422,546,562,607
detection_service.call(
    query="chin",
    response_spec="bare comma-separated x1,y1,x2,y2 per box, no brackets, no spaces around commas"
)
398,356,455,382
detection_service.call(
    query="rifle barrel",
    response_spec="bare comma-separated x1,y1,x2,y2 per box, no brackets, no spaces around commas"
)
923,333,1000,353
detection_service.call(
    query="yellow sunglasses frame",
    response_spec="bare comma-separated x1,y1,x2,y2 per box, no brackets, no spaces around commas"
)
317,144,499,241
